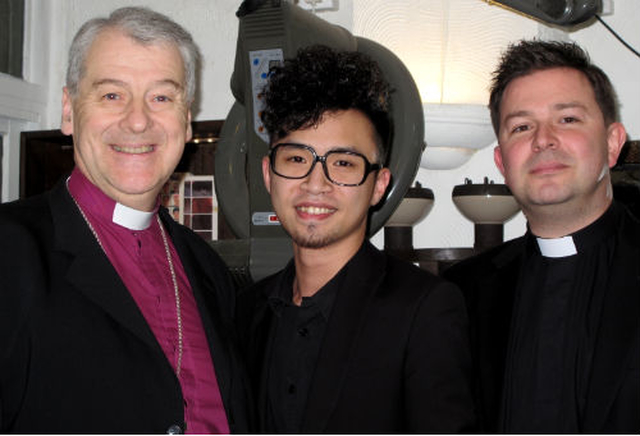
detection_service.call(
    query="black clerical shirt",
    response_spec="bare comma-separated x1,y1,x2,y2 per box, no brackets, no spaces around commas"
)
265,260,344,434
501,203,621,433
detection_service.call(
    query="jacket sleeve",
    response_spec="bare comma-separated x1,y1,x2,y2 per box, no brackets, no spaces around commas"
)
0,208,51,432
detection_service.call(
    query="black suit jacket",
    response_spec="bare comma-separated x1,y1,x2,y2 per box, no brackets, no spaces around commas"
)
237,241,475,433
0,179,251,433
444,204,640,433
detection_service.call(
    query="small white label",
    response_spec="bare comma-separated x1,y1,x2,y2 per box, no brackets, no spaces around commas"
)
249,49,284,142
252,212,281,226
297,0,337,12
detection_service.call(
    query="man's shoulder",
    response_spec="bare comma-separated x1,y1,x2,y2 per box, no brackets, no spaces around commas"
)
444,236,525,280
0,190,50,216
239,266,287,305
620,203,640,245
0,191,55,239
251,269,284,291
383,249,447,288
367,248,465,311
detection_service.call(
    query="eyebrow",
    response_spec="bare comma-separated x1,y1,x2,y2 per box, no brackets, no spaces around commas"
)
92,78,184,91
553,101,588,111
500,110,529,128
276,142,361,153
502,102,588,125
328,145,361,154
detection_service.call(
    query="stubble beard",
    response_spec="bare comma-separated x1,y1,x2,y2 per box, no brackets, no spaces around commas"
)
288,223,336,249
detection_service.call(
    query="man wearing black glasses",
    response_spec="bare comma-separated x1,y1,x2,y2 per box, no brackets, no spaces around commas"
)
237,45,475,433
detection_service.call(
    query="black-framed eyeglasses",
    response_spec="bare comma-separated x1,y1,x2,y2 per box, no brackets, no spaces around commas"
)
269,143,381,187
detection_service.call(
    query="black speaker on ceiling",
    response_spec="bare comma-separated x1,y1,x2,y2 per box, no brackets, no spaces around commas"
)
490,0,602,26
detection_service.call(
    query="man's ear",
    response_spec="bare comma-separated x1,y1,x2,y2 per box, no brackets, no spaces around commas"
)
61,87,74,136
262,155,272,194
370,167,391,207
606,122,627,168
185,110,193,143
494,145,506,176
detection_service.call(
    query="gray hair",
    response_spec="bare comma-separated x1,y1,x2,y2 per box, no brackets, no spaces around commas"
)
65,6,200,103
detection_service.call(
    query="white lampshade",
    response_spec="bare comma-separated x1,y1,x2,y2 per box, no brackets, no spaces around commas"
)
421,103,496,170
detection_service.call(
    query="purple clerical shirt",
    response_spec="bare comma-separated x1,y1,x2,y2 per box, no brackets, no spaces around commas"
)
68,168,230,434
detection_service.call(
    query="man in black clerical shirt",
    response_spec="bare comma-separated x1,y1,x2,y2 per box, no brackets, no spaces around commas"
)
444,40,639,433
236,45,475,433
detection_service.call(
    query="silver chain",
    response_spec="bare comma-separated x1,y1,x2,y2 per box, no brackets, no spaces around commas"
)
71,195,184,377
157,214,184,377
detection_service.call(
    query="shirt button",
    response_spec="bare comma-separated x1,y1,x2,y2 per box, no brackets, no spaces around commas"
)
166,424,183,434
298,327,309,337
288,384,296,394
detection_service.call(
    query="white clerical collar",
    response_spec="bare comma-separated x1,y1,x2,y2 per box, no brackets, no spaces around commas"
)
536,235,578,258
112,202,154,230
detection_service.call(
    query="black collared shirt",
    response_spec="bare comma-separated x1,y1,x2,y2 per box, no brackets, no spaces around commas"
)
265,256,346,433
501,203,622,433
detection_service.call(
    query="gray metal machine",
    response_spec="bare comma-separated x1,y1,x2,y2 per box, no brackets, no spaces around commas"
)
212,0,425,285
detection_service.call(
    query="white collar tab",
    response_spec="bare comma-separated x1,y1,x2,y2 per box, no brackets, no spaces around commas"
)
112,202,154,230
536,235,578,258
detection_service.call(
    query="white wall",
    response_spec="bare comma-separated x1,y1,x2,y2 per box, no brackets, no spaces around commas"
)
6,0,639,250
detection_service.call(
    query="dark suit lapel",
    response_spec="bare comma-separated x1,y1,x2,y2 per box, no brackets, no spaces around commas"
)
50,181,167,355
583,214,640,432
161,210,235,407
301,242,385,433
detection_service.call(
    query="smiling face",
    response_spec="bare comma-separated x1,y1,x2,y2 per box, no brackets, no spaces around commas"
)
61,28,192,211
262,109,390,253
494,67,625,232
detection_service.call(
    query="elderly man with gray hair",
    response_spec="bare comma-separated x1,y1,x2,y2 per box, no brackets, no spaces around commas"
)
0,7,250,433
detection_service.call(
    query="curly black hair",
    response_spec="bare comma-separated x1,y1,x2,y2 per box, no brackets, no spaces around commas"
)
261,45,392,163
489,39,619,135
